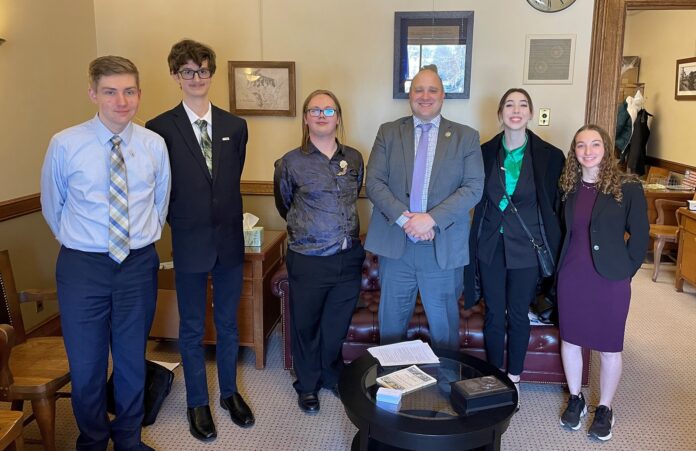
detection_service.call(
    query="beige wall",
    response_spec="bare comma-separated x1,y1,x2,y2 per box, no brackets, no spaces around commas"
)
0,0,96,329
94,0,595,177
92,0,595,231
0,0,97,201
624,10,696,166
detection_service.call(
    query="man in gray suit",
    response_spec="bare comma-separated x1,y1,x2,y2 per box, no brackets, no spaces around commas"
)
365,68,484,350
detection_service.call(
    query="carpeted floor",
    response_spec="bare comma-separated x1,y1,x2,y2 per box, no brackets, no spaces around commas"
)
17,262,696,450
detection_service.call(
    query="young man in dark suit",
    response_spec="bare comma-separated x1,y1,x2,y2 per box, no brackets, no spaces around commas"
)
146,39,254,442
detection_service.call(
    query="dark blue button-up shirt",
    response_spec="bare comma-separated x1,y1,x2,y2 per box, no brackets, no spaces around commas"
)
274,142,364,256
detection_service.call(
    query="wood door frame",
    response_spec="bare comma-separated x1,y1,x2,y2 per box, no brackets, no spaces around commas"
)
586,0,696,132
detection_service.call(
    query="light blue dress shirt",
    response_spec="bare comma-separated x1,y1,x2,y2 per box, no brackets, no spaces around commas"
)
41,115,171,253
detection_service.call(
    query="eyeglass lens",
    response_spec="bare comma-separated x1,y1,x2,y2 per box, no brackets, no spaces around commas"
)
179,69,212,80
307,108,336,117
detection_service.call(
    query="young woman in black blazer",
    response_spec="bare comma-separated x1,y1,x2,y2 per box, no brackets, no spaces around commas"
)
465,89,565,408
556,125,649,441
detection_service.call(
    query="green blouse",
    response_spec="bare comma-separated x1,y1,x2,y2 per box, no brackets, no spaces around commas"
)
498,135,528,212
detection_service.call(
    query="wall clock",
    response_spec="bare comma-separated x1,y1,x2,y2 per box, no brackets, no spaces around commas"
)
527,0,576,13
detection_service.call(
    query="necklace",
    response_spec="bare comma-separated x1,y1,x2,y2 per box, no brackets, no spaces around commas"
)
580,180,596,190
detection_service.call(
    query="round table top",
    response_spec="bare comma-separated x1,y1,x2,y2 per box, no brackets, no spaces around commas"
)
338,348,517,450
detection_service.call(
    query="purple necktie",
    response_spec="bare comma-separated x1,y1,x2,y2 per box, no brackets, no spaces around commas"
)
410,123,433,213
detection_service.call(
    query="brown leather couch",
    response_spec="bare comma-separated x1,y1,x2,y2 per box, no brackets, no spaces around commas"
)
271,250,590,385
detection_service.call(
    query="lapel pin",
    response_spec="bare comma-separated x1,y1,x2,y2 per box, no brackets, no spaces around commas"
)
222,137,230,141
337,160,348,176
445,131,452,138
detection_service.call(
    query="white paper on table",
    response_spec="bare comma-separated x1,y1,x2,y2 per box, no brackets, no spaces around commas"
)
367,340,439,366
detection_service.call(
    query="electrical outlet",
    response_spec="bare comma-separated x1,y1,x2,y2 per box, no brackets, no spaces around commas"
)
538,108,550,126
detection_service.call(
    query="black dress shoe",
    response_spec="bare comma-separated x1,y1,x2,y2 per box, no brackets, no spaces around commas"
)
220,393,255,428
298,392,320,413
186,405,217,441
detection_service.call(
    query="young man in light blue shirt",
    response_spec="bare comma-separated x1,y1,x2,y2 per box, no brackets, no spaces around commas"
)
40,55,170,451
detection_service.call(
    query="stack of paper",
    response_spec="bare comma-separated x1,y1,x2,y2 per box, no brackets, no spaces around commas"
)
367,340,439,366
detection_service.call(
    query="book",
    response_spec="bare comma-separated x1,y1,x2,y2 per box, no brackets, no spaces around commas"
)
376,365,437,394
450,376,515,415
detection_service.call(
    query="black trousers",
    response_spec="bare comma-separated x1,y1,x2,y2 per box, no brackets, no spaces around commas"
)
479,238,538,376
286,244,365,394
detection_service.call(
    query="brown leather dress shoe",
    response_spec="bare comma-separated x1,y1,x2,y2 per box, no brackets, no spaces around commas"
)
220,392,255,428
186,405,217,441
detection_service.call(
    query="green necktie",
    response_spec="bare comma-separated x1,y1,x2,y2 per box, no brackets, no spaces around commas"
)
195,119,213,175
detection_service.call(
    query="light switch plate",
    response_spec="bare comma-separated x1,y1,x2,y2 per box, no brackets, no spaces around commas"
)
538,108,550,126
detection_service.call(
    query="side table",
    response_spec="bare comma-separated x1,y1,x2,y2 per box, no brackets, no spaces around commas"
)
339,349,517,451
150,230,286,369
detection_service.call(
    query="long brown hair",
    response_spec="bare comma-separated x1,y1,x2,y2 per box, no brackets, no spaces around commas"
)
559,124,638,202
300,89,345,153
496,88,534,122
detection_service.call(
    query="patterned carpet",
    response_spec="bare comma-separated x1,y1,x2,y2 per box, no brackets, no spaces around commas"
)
17,262,696,450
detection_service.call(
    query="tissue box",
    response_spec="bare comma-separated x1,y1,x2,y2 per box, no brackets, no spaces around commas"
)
243,226,264,247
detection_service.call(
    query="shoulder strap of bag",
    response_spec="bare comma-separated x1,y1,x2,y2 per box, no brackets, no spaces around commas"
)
495,155,541,249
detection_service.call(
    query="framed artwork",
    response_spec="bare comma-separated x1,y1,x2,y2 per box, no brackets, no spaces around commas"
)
675,57,696,101
227,61,296,116
523,34,576,85
393,11,474,99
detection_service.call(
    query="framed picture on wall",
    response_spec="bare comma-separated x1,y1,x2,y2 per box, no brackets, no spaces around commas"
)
393,11,474,99
675,57,696,100
227,61,296,116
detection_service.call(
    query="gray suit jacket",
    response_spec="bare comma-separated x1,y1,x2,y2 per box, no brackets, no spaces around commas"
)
365,116,484,270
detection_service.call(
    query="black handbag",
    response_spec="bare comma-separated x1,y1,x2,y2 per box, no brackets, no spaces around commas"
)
496,162,555,278
106,360,174,426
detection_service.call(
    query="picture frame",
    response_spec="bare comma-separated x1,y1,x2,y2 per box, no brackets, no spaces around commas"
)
675,57,696,101
393,11,474,99
523,34,576,85
227,61,296,116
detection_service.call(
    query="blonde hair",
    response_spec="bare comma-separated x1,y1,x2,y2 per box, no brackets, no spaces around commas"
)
89,56,139,89
559,124,638,202
300,89,345,153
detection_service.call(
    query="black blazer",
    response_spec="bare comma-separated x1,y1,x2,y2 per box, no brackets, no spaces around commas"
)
558,180,649,280
464,130,565,307
146,103,247,273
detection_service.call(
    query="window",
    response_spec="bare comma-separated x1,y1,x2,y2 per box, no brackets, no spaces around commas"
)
394,11,474,99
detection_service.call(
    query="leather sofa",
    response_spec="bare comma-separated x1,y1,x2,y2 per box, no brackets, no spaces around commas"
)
271,250,590,385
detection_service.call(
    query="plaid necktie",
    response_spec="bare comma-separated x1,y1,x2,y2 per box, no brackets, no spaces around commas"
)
108,135,130,263
195,119,213,175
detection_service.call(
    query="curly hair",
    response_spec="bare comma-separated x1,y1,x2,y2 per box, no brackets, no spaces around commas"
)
559,124,639,202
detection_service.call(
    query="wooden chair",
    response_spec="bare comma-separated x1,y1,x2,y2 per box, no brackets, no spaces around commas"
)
0,409,24,451
649,199,687,282
0,250,70,451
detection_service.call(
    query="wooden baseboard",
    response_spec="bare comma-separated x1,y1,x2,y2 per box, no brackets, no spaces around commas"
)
2,180,366,222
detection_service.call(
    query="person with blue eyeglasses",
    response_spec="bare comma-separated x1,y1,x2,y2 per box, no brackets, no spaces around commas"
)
274,89,365,413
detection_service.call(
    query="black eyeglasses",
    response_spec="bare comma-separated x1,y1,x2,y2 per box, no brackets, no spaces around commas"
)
177,68,213,80
306,108,336,117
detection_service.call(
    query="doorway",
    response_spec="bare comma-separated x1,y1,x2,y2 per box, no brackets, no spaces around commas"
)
585,0,696,137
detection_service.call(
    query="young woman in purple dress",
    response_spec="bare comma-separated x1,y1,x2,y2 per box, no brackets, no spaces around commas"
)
556,125,649,441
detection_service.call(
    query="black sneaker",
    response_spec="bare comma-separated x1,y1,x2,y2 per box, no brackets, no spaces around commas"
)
560,392,587,430
588,405,614,441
